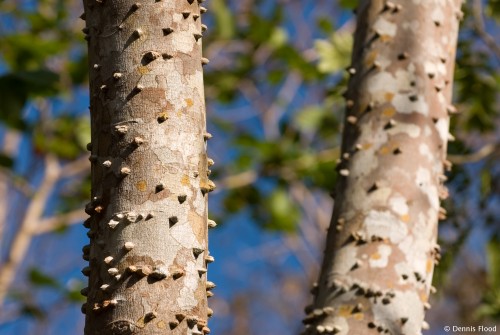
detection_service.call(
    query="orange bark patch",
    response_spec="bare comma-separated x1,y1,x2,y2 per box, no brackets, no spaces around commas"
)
136,180,147,192
364,50,378,67
362,143,373,150
401,214,410,222
338,305,365,320
138,66,150,74
181,174,190,186
158,111,169,121
359,102,367,113
420,292,428,302
190,212,205,244
185,98,194,107
353,312,365,321
380,35,393,42
382,106,396,117
379,146,391,155
136,316,146,328
371,252,381,260
156,321,166,329
338,305,352,317
426,258,433,273
384,92,395,102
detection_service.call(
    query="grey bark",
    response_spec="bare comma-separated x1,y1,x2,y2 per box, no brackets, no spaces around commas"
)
81,1,214,334
304,0,462,334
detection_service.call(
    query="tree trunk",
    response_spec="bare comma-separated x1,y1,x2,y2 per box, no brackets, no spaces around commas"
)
304,1,462,334
81,1,213,334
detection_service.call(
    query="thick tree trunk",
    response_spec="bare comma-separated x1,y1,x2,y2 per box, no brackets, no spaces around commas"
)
304,1,462,334
81,1,213,334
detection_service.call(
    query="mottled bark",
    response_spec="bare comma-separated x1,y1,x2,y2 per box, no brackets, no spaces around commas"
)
81,1,214,334
304,1,462,334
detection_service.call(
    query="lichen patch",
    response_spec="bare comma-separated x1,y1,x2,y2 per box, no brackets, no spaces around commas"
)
402,20,420,33
369,245,392,268
170,222,203,250
389,195,409,216
392,94,429,115
177,261,200,310
333,244,359,275
136,180,147,192
373,17,397,38
418,143,433,161
364,210,408,244
415,167,439,210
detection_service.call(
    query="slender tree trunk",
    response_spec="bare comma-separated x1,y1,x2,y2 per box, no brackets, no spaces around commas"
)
304,1,462,334
81,1,214,334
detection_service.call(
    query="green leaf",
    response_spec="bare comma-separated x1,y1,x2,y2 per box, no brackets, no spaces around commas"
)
0,69,59,127
317,17,334,34
486,239,500,288
0,153,14,168
75,116,91,150
294,105,326,132
273,45,321,80
267,69,285,85
64,281,86,303
27,268,60,289
20,303,46,319
68,53,89,85
473,234,500,317
1,34,67,71
267,27,288,49
264,189,299,232
212,0,235,39
339,0,359,9
486,0,500,22
33,115,87,159
315,31,353,74
480,169,492,199
224,185,260,214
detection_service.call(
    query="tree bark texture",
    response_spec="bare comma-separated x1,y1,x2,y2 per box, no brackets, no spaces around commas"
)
304,1,462,334
81,1,213,334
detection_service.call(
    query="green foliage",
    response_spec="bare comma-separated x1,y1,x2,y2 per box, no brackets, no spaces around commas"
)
454,40,499,132
1,34,66,71
0,153,14,168
264,189,299,232
211,0,235,39
294,105,326,132
224,185,260,214
0,70,59,129
315,31,353,74
316,17,334,34
28,268,60,289
477,239,500,318
20,303,46,319
267,27,288,49
486,239,500,289
339,0,359,10
64,281,86,303
480,169,492,199
486,0,500,21
33,115,90,159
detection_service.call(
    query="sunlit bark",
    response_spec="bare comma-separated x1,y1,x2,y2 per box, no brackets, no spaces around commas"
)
304,0,462,334
81,1,214,333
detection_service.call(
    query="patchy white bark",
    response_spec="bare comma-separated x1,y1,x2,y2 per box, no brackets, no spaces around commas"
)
81,1,213,334
304,0,462,334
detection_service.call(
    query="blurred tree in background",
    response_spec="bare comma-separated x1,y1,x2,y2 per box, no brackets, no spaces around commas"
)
0,0,499,334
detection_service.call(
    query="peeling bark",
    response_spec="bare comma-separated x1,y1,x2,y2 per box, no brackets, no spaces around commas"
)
304,1,462,334
81,1,213,334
